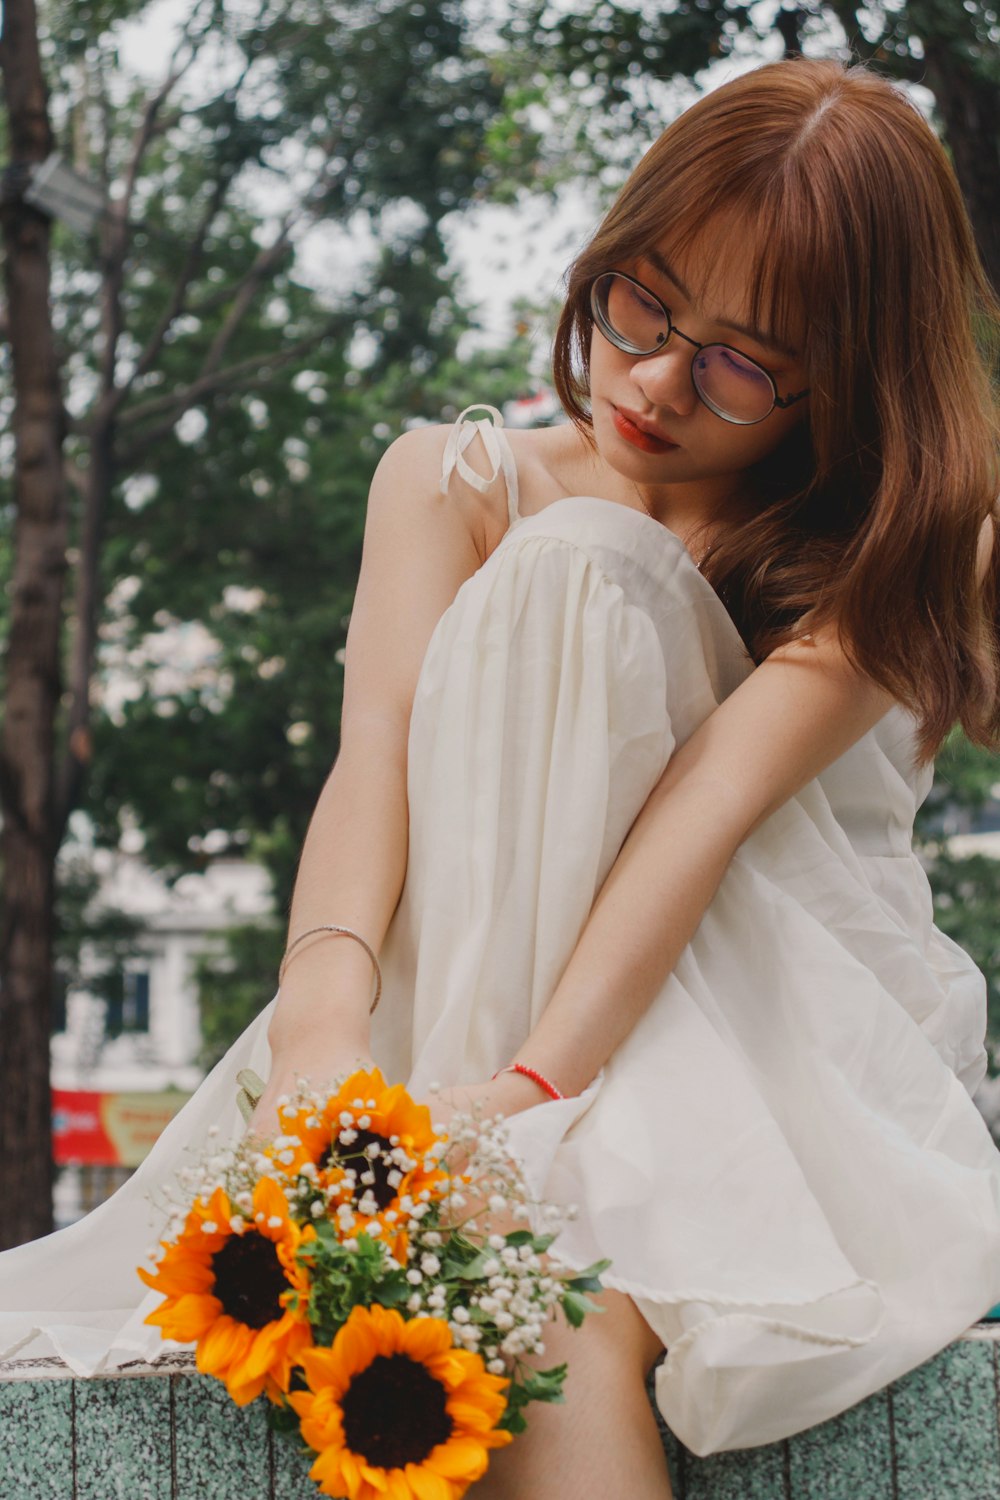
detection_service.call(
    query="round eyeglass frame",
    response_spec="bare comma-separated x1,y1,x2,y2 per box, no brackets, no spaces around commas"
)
589,270,810,427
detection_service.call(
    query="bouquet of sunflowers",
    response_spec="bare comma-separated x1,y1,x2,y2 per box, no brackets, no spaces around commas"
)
137,1065,608,1500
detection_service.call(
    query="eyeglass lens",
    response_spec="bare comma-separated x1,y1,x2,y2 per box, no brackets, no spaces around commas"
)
592,272,775,424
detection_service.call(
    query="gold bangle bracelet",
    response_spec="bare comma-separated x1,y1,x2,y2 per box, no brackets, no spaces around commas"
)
278,924,382,1014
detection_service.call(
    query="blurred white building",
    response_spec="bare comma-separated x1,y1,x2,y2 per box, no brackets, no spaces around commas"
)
51,843,274,1226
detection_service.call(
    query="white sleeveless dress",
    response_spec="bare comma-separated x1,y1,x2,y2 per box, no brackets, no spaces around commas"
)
2,403,999,1460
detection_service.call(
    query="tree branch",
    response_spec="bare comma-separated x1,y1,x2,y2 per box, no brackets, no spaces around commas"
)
114,315,349,462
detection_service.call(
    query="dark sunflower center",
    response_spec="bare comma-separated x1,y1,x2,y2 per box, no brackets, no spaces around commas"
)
211,1231,290,1329
340,1353,453,1468
324,1128,399,1210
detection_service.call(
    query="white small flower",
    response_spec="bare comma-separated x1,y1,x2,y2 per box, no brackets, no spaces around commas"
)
488,1194,506,1214
406,1269,423,1285
358,1114,372,1129
407,1293,423,1312
488,1234,505,1251
200,1221,218,1233
420,1254,441,1275
488,1358,506,1375
495,1311,515,1330
267,1215,283,1228
452,1306,470,1324
228,1215,246,1233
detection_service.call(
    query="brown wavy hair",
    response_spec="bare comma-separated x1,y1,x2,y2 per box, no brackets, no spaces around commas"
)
552,56,1000,766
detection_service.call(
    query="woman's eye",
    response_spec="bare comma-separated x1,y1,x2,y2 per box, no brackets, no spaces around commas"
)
720,349,767,381
628,287,662,316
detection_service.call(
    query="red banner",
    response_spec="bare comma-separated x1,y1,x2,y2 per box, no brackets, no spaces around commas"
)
52,1089,191,1167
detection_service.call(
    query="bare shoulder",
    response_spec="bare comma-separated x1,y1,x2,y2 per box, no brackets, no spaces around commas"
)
371,420,514,565
369,416,595,563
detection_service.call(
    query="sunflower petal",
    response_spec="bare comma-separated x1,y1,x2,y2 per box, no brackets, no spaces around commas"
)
399,1317,452,1363
404,1463,453,1500
425,1437,491,1482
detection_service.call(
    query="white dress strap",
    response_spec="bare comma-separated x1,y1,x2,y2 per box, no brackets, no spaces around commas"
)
439,402,521,529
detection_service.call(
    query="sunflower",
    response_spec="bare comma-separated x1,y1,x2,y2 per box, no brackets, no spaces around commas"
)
286,1302,513,1500
268,1066,449,1261
138,1175,317,1406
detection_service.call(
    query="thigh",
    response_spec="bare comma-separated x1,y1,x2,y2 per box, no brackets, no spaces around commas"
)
469,1287,673,1500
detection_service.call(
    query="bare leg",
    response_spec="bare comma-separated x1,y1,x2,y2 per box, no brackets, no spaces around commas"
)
470,1286,674,1500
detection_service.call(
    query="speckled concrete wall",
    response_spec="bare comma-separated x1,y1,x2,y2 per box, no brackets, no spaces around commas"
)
1,1327,998,1499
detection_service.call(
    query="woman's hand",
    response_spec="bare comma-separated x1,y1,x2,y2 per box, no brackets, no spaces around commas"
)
241,1045,378,1147
428,1070,556,1132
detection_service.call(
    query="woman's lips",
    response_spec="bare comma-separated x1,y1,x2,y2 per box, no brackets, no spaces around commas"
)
611,406,679,454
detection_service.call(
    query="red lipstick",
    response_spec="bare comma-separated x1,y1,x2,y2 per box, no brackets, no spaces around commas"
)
612,406,679,454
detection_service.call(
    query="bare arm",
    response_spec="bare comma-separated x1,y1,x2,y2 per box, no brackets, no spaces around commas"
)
443,514,1000,1119
434,618,902,1121
247,421,507,1136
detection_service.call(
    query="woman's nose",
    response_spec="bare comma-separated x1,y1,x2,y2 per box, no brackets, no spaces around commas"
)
628,344,699,418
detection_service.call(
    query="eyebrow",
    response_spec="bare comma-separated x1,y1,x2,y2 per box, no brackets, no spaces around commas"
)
643,248,801,362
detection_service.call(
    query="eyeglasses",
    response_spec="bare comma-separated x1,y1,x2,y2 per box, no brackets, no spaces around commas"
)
589,270,810,427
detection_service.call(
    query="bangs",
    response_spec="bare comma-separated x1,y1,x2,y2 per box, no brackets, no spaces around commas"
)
616,186,812,369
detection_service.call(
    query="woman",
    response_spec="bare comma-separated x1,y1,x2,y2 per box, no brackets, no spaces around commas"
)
1,53,998,1499
247,52,1000,1494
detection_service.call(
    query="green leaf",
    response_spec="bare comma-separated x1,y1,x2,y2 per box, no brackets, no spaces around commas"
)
560,1289,603,1328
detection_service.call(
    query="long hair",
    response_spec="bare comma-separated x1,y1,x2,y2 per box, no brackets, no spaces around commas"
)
552,57,1000,766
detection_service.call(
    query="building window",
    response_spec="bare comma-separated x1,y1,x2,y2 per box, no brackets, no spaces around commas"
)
106,968,151,1037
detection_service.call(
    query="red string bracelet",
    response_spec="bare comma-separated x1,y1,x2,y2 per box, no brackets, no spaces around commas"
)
491,1062,565,1101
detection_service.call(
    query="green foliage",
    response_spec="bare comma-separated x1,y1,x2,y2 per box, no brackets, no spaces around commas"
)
915,728,1000,1072
919,849,1000,1050
293,1226,413,1343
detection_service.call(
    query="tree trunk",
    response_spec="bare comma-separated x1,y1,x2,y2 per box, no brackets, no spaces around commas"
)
0,0,69,1247
911,3,1000,295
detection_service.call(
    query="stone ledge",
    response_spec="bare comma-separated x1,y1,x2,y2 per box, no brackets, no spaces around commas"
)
0,1325,997,1498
